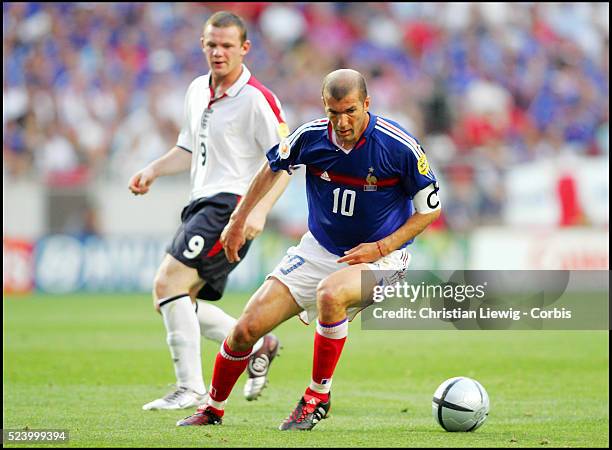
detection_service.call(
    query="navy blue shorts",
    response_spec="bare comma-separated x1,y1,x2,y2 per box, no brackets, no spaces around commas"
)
167,193,252,300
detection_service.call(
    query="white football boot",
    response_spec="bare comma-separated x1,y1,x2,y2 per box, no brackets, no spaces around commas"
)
142,386,207,410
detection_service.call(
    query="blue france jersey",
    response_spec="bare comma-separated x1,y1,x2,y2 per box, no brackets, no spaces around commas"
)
266,113,437,256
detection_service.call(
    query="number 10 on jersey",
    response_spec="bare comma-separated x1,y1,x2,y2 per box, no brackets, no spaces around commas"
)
332,188,355,216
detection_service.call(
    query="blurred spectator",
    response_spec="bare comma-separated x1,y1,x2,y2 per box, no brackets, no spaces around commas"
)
3,2,609,232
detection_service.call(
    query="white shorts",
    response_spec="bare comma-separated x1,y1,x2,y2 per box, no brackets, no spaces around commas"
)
267,232,412,325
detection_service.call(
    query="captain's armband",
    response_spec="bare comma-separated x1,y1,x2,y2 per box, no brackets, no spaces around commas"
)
413,182,441,214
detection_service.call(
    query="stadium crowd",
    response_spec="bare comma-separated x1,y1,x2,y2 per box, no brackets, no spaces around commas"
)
3,3,609,231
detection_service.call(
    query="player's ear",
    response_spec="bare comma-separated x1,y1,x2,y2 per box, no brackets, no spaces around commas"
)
241,39,251,56
363,95,371,112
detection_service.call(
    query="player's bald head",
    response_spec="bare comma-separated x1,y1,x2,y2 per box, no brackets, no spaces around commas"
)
322,69,368,103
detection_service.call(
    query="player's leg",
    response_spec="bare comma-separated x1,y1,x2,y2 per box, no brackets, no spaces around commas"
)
190,280,241,346
280,247,411,430
192,286,276,401
308,263,377,397
187,193,281,401
194,298,236,343
142,254,208,410
193,294,268,350
176,277,302,426
278,264,376,430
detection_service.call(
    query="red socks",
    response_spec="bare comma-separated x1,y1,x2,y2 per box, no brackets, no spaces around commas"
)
207,339,252,413
207,318,349,413
308,318,348,402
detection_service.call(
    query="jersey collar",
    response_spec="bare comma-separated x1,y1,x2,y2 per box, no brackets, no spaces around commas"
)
207,64,252,98
225,64,251,97
327,112,377,152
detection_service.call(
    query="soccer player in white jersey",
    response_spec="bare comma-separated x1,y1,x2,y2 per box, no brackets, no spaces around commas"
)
128,11,289,410
176,69,442,429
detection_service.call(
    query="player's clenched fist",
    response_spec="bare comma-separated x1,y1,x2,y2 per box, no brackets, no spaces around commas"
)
128,167,156,195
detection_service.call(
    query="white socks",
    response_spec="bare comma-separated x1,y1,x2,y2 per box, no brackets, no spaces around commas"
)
195,300,238,343
196,299,264,353
159,295,265,395
159,295,206,394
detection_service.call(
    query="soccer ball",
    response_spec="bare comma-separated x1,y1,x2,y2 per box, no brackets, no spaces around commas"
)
432,377,489,432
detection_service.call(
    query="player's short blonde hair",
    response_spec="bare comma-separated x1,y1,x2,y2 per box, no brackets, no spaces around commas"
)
203,11,247,44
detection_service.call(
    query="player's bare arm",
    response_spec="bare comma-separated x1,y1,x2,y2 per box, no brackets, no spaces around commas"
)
221,162,283,262
244,171,291,240
337,209,441,265
128,146,191,195
338,182,442,265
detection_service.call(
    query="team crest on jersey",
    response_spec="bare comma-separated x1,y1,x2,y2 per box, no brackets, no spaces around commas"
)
200,108,213,138
417,153,430,175
279,139,291,160
364,167,378,191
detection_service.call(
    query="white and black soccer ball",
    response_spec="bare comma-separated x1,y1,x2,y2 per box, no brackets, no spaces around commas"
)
432,377,489,432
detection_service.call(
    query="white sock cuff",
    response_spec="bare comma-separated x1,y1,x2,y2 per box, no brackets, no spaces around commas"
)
309,379,333,394
207,396,226,410
316,317,348,339
219,339,253,361
158,293,191,310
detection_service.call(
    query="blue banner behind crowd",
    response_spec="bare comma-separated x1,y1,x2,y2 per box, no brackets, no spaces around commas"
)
28,232,302,294
35,235,167,293
5,231,469,294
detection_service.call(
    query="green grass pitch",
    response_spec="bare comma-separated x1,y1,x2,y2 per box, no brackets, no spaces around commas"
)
3,293,609,447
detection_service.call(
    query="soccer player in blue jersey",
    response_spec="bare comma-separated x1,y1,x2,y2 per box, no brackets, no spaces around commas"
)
177,69,442,429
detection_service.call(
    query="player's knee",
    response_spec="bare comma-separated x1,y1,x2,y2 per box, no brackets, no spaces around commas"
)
316,280,344,312
188,284,201,299
230,318,262,349
152,291,161,313
153,267,190,302
153,271,172,301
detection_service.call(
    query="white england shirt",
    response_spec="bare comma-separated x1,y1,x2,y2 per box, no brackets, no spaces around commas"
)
176,64,288,201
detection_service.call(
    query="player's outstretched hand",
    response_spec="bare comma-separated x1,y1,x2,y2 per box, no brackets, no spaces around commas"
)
337,242,387,265
128,167,156,195
221,217,246,263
